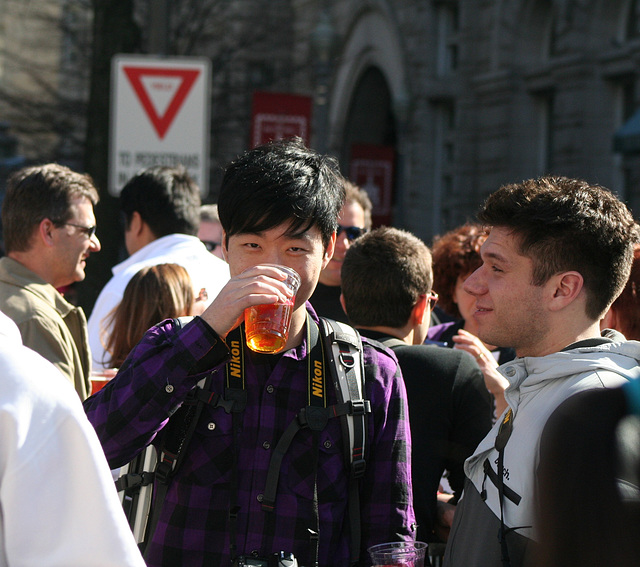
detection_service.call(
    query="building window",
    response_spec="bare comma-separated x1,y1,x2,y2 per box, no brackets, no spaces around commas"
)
611,75,637,200
621,78,636,122
433,100,456,232
436,2,459,76
627,0,640,40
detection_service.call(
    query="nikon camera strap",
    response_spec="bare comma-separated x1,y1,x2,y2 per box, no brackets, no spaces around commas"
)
225,315,369,566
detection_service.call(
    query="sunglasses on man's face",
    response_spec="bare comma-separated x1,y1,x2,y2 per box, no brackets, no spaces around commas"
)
53,221,97,240
337,225,367,241
202,240,221,253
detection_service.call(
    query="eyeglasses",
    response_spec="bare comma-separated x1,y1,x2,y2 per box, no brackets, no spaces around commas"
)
337,225,367,241
202,240,221,253
427,291,439,309
56,222,97,239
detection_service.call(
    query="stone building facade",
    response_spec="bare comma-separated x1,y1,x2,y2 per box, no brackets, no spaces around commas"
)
3,0,640,244
309,0,640,241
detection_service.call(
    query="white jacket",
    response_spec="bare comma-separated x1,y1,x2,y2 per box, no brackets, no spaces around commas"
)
0,312,145,566
88,234,229,369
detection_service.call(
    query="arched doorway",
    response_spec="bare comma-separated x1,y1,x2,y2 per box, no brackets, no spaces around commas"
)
343,67,396,152
329,6,408,228
342,66,396,227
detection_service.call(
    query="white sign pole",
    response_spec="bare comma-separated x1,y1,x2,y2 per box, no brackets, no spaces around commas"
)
110,55,211,196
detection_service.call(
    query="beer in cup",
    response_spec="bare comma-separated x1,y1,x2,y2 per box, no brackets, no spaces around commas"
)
244,265,301,354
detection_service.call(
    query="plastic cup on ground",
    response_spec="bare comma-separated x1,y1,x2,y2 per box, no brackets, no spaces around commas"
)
367,541,428,567
244,265,301,354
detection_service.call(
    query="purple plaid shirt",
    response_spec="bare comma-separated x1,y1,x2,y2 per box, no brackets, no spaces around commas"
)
84,305,415,566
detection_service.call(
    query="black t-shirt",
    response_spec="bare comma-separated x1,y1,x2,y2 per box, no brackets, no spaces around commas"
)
309,282,349,323
359,329,493,542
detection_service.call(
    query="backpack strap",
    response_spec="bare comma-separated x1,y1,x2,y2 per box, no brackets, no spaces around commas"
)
116,316,228,553
319,318,369,476
319,317,370,565
378,336,408,350
140,371,218,556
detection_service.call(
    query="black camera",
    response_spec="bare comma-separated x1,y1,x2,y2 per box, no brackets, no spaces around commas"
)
233,552,298,567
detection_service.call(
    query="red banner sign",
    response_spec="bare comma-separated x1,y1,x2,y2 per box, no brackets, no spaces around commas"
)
349,144,396,227
251,91,312,148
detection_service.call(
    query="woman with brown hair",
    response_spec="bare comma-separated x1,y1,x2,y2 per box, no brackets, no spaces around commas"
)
103,263,205,369
428,223,515,415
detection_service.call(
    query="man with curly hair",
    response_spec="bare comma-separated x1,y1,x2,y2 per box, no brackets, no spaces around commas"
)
444,176,640,567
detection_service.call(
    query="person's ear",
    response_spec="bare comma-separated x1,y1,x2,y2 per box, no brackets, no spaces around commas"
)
548,271,584,311
128,211,143,236
340,293,347,316
412,294,429,325
221,230,229,262
600,307,618,331
322,231,337,269
39,218,56,247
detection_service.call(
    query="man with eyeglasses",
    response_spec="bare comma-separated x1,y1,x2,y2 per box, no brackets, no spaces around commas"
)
0,163,101,399
309,180,372,322
340,226,493,547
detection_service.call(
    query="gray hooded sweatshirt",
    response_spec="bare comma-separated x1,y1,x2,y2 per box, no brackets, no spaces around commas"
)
444,331,640,567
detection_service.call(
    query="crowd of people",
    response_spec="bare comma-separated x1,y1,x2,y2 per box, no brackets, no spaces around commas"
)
1,138,640,567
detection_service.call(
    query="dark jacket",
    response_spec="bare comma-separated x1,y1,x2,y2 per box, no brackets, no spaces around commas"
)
358,329,493,542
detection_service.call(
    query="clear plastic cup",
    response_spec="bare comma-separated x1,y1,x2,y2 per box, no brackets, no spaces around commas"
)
90,368,117,395
244,265,301,354
367,541,428,567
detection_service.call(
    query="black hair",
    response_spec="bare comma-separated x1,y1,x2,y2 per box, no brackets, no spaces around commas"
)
217,138,345,249
119,165,200,238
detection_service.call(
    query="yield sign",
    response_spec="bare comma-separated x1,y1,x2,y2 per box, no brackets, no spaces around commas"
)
110,55,210,196
123,67,200,139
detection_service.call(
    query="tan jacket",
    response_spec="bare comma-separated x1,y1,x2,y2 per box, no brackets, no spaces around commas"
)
0,257,92,399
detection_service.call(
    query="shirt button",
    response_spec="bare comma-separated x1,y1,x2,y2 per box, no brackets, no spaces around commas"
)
165,384,174,393
257,493,264,503
207,422,216,431
262,441,271,450
504,366,516,377
266,384,274,394
324,440,332,449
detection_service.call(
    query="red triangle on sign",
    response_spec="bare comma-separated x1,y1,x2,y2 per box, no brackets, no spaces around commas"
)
123,66,200,139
